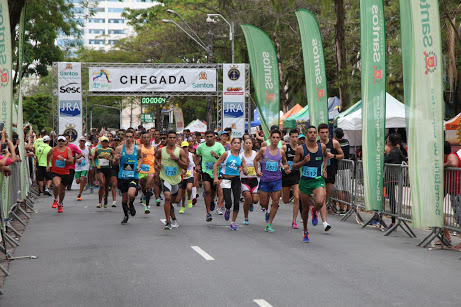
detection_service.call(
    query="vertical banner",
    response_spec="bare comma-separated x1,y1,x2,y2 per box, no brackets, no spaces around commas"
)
360,0,386,211
223,64,246,138
57,62,82,144
0,0,12,217
400,0,444,228
173,106,184,132
241,25,280,138
295,9,329,128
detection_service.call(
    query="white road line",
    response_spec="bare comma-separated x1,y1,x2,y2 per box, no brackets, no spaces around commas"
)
160,219,166,224
191,246,215,261
253,299,273,307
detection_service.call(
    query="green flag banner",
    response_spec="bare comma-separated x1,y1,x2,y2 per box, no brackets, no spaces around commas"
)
0,0,13,217
400,0,443,228
360,0,386,211
295,9,328,128
241,24,280,138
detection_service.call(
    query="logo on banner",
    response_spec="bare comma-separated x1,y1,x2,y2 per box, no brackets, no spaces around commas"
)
92,69,111,83
373,65,383,84
424,51,437,75
224,102,244,118
65,63,73,70
199,72,207,80
265,91,275,104
0,69,8,87
60,82,81,94
228,65,241,81
60,100,82,117
316,87,324,102
63,123,78,142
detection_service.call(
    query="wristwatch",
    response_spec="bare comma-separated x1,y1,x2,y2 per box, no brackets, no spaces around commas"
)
333,154,336,159
175,158,180,162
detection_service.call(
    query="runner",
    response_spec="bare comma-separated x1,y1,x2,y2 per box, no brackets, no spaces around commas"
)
35,135,52,196
139,131,157,213
46,135,74,213
260,125,285,148
213,138,247,230
281,129,301,229
318,123,344,231
75,137,91,201
195,130,225,222
151,130,161,148
94,136,117,208
216,131,230,215
155,130,189,229
240,137,259,225
255,129,289,232
292,125,328,242
115,130,142,224
64,134,82,191
178,141,195,214
187,134,198,204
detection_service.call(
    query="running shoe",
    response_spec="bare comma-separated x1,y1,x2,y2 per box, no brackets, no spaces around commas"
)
216,207,222,215
179,207,185,214
260,207,265,212
206,213,212,222
159,195,163,200
230,222,237,230
192,198,197,205
196,193,199,199
210,200,216,212
97,203,102,208
129,205,136,217
156,198,161,206
57,204,63,213
52,199,58,208
187,200,193,208
145,206,151,214
171,219,179,228
324,222,331,232
265,212,270,223
44,189,52,196
104,203,108,208
224,209,230,221
90,187,94,193
243,218,249,225
303,231,310,243
121,216,128,224
250,203,254,212
202,191,205,198
292,221,299,229
265,224,274,232
311,207,318,226
164,221,172,230
104,198,108,206
112,201,117,207
77,195,82,201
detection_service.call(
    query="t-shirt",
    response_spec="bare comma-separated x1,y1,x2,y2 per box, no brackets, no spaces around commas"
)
35,143,51,167
196,142,225,178
67,143,82,170
33,138,44,152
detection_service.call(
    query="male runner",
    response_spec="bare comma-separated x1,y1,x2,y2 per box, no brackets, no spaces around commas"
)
292,126,328,242
75,137,91,201
155,130,188,229
64,134,82,190
35,135,52,196
94,136,117,208
216,131,230,214
115,130,142,224
179,141,195,213
46,135,74,213
195,130,225,222
139,131,158,213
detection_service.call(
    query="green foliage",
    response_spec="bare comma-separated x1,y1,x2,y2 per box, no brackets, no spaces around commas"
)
22,94,53,132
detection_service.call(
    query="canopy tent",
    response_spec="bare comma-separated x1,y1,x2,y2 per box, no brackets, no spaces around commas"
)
337,92,406,146
333,99,361,125
279,104,303,127
445,112,461,145
183,119,207,133
282,96,341,128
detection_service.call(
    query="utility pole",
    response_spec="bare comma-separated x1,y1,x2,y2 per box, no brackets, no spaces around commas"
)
207,25,214,129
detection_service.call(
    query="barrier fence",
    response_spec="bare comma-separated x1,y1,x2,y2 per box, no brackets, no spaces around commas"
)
330,159,461,244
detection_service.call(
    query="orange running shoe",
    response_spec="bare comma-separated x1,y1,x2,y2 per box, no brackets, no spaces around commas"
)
52,199,58,209
57,204,63,213
77,195,82,201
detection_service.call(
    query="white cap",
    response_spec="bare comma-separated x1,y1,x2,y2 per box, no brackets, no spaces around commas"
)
43,136,50,142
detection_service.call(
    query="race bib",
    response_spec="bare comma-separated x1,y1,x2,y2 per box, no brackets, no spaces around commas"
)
165,166,177,176
55,160,65,168
288,161,293,170
99,159,110,167
140,164,150,172
185,170,192,177
302,166,318,178
265,160,279,172
79,160,86,167
247,166,256,176
205,161,214,172
122,163,135,178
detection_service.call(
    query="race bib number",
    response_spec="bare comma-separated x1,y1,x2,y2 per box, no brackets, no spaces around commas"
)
205,161,214,172
265,160,279,172
79,160,86,167
122,163,135,178
165,166,177,176
185,170,192,178
99,159,110,167
302,166,318,178
55,160,65,168
247,166,256,176
140,164,150,172
288,161,293,170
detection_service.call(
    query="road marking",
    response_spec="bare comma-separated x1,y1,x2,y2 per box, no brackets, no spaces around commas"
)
253,299,273,307
191,246,214,260
84,206,88,208
160,219,166,224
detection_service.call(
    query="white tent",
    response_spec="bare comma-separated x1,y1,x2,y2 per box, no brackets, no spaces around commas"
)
337,92,406,146
183,119,207,133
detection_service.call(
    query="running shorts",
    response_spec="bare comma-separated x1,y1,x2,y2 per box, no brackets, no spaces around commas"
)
241,177,259,194
51,172,72,186
117,178,139,193
181,177,194,189
162,180,179,196
299,177,325,195
282,172,300,187
139,172,155,180
201,172,217,191
74,170,88,179
259,179,282,193
37,166,51,181
97,168,116,178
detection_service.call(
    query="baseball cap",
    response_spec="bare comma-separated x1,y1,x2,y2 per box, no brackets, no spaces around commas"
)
78,137,86,142
43,135,50,142
113,136,120,141
299,134,306,138
101,136,109,142
181,141,189,147
57,136,66,141
219,131,229,136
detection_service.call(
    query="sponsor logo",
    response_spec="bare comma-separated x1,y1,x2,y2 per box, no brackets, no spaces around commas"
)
228,65,240,81
265,91,275,104
60,100,82,117
92,69,111,83
371,5,382,63
223,102,244,118
0,3,7,66
316,87,324,102
226,87,243,92
0,69,8,87
262,52,274,89
59,82,81,93
65,63,73,70
420,0,433,48
312,38,323,85
424,51,437,74
63,123,78,142
373,65,383,84
199,72,207,80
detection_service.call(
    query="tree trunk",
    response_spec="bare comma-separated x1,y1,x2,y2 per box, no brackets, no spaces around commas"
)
335,0,347,110
272,31,288,113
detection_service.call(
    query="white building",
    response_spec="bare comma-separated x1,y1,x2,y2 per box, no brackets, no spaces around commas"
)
58,0,159,56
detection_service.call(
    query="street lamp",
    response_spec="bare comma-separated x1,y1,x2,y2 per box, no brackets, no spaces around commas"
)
166,9,207,48
162,19,209,53
206,14,234,63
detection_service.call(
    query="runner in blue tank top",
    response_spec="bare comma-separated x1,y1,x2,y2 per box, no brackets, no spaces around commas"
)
255,129,290,233
292,125,328,243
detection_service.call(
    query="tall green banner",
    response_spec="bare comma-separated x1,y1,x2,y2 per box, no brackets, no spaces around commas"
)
0,0,12,217
295,9,328,128
360,0,386,211
400,0,443,228
241,25,280,138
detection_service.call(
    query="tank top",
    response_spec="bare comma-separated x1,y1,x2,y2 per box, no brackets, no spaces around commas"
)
75,146,90,172
260,147,282,182
301,143,323,181
159,147,182,185
118,144,139,179
97,146,113,169
220,150,242,177
140,144,156,174
241,151,257,179
51,146,70,175
284,144,300,177
184,151,195,179
325,138,337,169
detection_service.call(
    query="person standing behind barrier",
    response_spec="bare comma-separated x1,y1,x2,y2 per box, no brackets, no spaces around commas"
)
35,135,53,196
46,135,74,213
255,129,289,233
334,128,351,214
384,133,407,228
75,137,91,201
240,138,260,225
292,126,328,242
318,123,344,231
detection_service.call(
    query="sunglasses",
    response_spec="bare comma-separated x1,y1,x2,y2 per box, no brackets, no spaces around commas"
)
118,133,125,135
57,140,65,142
160,137,166,140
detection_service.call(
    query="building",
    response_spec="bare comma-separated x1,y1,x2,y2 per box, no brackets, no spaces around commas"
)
58,0,159,56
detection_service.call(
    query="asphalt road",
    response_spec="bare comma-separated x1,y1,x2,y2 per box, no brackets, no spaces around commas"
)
0,187,460,307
